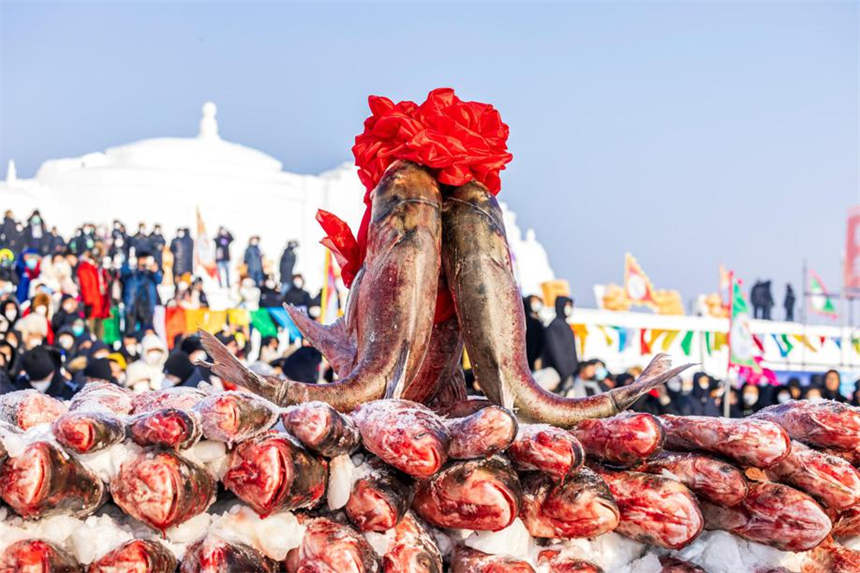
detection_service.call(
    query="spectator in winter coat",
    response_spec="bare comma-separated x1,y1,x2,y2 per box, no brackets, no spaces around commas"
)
170,228,194,281
523,295,546,371
125,334,167,392
13,345,75,399
47,227,65,255
0,210,22,252
214,227,234,288
51,295,81,333
740,383,763,416
149,224,166,267
666,376,703,416
121,253,162,335
259,275,283,308
282,274,312,308
23,210,49,255
130,223,151,257
77,251,110,324
243,236,264,286
279,240,298,295
821,369,847,402
14,248,41,302
542,295,578,388
110,221,129,260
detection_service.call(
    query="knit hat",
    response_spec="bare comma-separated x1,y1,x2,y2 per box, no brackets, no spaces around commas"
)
163,350,195,383
83,357,113,382
22,345,59,381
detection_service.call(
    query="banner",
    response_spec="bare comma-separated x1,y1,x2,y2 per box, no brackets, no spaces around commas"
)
844,205,860,294
728,277,759,371
624,253,657,310
808,269,838,319
320,249,340,324
194,206,217,279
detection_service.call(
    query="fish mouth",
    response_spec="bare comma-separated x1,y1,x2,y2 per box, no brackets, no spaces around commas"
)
55,415,95,453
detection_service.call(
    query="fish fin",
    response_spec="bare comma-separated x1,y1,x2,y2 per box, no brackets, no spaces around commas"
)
384,345,411,400
284,305,356,378
198,330,285,403
610,353,696,412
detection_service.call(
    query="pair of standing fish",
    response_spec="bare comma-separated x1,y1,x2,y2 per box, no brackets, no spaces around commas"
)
204,160,691,425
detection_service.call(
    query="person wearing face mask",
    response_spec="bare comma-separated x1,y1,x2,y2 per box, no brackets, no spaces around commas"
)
52,295,81,332
54,328,77,359
803,386,824,401
23,210,49,255
170,228,195,282
13,345,75,398
773,385,792,405
14,249,41,302
47,227,65,255
77,250,111,332
523,295,546,372
16,312,49,351
542,295,579,392
214,226,234,288
666,375,702,416
283,274,312,309
0,210,22,252
1,298,20,327
740,383,762,416
149,224,166,269
120,334,140,363
243,236,264,286
125,334,167,392
259,274,283,308
130,223,151,259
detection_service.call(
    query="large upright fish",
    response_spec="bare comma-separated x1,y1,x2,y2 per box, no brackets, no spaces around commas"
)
201,160,442,411
440,181,692,426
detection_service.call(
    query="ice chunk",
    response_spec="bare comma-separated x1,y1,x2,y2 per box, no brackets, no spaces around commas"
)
464,518,532,559
364,528,396,557
327,454,355,510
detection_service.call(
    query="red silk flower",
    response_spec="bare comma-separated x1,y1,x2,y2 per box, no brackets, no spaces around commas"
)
319,89,512,323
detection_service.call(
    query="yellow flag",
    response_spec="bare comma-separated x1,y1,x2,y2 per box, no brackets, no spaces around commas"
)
572,324,588,357
660,330,680,351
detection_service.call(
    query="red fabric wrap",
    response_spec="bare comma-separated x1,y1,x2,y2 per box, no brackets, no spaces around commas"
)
319,88,512,323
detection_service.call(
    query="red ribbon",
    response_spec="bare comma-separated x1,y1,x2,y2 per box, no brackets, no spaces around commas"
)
318,88,512,322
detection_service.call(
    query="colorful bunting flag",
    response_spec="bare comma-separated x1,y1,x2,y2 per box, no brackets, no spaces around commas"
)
660,330,680,351
680,330,694,356
640,329,651,354
772,333,792,357
572,324,588,358
596,325,614,347
793,334,817,352
250,309,278,338
704,331,712,356
713,331,728,351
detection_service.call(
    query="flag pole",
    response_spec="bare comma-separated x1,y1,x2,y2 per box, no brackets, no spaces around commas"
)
724,271,734,418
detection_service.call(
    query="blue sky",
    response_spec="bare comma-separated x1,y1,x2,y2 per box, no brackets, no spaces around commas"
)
1,2,857,312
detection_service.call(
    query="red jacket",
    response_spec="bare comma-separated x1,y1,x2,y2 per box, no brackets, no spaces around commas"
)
77,260,110,319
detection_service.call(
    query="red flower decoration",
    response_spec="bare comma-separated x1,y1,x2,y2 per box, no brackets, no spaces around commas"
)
322,89,512,323
352,88,513,195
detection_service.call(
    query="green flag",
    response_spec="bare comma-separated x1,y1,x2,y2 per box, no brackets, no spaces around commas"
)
729,279,759,369
680,330,694,356
250,309,278,338
808,270,837,318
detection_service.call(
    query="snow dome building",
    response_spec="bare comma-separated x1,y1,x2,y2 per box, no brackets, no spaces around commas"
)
0,103,555,294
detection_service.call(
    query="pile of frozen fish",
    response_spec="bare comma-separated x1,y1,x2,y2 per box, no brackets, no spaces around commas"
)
0,384,859,572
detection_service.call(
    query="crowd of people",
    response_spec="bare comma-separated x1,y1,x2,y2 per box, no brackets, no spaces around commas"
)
0,209,324,398
521,294,860,416
0,209,857,415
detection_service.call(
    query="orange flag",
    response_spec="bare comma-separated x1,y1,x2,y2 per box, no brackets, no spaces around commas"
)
625,253,657,309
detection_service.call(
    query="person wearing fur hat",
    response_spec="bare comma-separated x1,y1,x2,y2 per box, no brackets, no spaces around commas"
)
124,333,167,392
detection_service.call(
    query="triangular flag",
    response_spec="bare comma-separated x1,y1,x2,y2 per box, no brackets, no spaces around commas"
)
596,325,613,347
680,331,694,356
660,330,680,351
772,333,790,357
808,270,838,319
624,253,657,309
704,331,712,355
833,337,842,349
780,333,795,355
571,324,588,358
793,334,816,352
752,334,765,354
713,332,728,351
640,329,651,354
612,326,629,352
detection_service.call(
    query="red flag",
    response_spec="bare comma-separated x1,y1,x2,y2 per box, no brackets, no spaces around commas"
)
625,253,657,309
844,206,860,294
